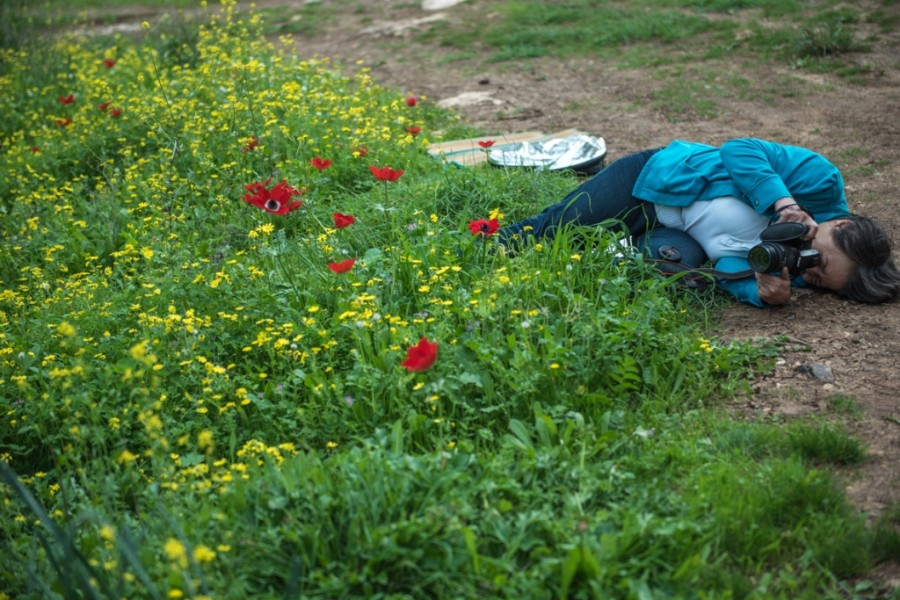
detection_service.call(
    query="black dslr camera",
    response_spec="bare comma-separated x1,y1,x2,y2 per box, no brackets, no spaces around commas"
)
748,222,821,276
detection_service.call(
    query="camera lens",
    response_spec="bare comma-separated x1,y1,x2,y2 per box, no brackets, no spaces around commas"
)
748,243,784,273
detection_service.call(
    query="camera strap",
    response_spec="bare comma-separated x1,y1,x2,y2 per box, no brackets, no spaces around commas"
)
650,259,755,288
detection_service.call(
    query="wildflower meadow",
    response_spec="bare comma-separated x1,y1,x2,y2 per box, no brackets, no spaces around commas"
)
1,2,896,598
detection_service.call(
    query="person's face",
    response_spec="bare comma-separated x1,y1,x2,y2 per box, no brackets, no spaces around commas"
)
802,219,855,292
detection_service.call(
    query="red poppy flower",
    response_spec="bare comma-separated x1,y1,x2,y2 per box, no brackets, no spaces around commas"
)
401,337,438,372
242,135,261,153
55,118,72,127
109,108,123,117
310,157,332,170
59,94,75,105
355,146,368,158
478,140,496,149
30,146,40,153
468,218,500,236
333,212,356,228
103,58,117,68
242,178,304,215
98,101,111,111
369,165,404,182
327,258,356,274
405,96,417,107
406,127,421,136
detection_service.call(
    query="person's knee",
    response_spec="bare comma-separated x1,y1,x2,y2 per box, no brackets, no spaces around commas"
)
636,229,708,267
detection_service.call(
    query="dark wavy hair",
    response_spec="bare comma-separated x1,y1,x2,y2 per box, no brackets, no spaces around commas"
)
833,215,900,304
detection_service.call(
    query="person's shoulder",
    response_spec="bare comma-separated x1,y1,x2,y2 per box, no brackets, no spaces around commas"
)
653,140,719,163
664,139,715,152
721,138,821,157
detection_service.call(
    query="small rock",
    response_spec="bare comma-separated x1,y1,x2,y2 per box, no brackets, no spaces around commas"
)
423,0,464,10
810,362,835,383
361,14,445,36
436,91,504,108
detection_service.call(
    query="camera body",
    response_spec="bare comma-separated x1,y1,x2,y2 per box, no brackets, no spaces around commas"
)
748,222,821,275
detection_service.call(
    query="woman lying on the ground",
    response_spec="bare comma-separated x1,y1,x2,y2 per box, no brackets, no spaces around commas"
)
497,138,900,307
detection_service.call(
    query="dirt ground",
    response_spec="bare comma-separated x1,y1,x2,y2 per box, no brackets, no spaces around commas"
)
79,0,899,586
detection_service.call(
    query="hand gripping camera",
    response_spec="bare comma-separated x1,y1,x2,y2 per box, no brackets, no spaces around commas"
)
748,222,821,276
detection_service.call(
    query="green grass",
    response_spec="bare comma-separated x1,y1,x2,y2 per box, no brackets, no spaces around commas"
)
415,0,868,65
788,420,867,465
409,0,877,118
11,0,881,123
872,504,900,566
0,2,895,598
829,393,864,417
40,0,198,9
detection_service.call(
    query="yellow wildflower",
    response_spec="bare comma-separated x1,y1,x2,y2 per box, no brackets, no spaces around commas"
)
198,430,215,452
56,322,76,337
100,525,115,542
163,537,188,568
193,544,216,563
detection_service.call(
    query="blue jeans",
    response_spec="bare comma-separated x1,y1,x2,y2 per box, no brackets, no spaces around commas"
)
497,148,708,267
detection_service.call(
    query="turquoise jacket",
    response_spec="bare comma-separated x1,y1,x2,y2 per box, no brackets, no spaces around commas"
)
632,138,851,306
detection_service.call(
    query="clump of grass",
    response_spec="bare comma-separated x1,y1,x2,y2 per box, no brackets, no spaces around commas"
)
0,0,30,50
829,393,863,417
871,504,900,564
795,9,862,58
712,418,866,466
787,420,867,465
691,456,873,575
797,21,858,58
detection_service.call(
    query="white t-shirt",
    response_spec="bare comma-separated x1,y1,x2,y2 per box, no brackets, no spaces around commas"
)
654,196,770,261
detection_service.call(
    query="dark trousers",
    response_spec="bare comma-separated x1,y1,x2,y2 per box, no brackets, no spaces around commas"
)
497,148,708,267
